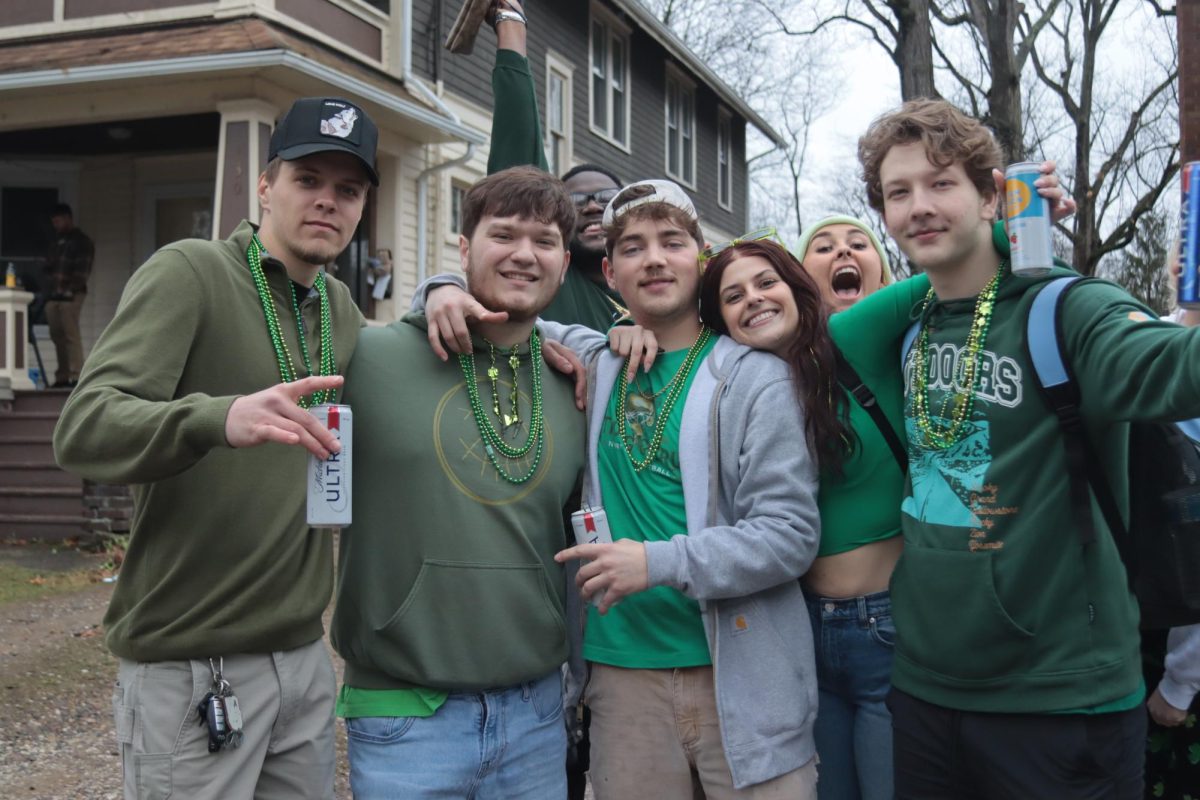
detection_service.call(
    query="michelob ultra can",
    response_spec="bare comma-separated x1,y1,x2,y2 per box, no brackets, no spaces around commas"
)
307,403,352,527
570,506,613,547
1005,162,1054,277
1179,161,1200,309
570,506,613,607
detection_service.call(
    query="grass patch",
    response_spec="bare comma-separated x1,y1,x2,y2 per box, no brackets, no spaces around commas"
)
0,563,107,605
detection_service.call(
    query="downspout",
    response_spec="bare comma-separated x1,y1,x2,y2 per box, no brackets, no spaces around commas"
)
402,0,476,283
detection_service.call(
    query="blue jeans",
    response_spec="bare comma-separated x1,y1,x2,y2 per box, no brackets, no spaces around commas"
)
807,590,896,800
344,670,567,799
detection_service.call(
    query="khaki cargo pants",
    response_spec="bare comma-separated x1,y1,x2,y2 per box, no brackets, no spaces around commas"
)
112,639,335,800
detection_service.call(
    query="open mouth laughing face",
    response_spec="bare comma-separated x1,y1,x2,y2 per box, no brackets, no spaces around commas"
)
801,223,885,313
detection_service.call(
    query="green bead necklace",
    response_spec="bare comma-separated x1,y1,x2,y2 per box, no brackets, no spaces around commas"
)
616,326,712,473
487,341,523,428
911,263,1004,449
247,234,336,408
459,330,545,484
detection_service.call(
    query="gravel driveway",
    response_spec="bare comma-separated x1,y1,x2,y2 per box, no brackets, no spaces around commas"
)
0,579,353,799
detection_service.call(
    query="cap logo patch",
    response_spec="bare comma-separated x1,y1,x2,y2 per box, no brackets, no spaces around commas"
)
320,104,358,139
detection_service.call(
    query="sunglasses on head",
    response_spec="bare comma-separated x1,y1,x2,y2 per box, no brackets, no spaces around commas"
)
699,227,786,270
570,188,621,208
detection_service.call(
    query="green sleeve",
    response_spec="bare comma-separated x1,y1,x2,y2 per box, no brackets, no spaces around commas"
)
53,252,234,484
1064,281,1200,424
487,49,549,175
829,274,930,371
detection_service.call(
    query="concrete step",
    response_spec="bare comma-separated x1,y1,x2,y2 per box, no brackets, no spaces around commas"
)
0,461,81,488
0,486,81,516
0,412,60,438
0,437,53,462
0,513,90,540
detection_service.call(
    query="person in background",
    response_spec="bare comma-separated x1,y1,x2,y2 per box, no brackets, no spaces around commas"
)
44,202,94,388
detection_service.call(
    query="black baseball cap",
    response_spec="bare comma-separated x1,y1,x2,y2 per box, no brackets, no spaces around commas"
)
269,97,379,185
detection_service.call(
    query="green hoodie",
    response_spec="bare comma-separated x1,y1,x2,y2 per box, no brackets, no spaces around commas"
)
893,265,1200,713
331,314,585,692
53,221,363,661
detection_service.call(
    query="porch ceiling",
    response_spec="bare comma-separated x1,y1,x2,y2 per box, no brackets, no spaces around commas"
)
0,17,485,146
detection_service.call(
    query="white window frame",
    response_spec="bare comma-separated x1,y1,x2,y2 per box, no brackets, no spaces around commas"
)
545,50,575,177
717,108,733,211
449,180,468,238
588,4,632,152
664,66,697,188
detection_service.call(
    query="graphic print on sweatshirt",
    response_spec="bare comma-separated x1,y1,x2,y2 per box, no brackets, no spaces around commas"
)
902,343,1024,549
431,380,556,505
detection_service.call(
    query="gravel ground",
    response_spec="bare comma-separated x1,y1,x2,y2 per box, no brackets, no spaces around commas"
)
0,578,353,799
0,545,592,799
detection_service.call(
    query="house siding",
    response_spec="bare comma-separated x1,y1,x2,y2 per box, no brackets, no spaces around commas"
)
411,0,750,234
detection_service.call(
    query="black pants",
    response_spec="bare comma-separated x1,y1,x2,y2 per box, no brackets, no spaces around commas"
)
889,687,1146,800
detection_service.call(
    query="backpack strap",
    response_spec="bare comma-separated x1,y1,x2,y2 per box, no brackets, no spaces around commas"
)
1026,277,1134,572
835,344,906,472
901,320,920,368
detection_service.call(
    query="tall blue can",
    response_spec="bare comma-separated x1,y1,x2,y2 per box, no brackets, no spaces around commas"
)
1005,162,1054,277
1180,162,1200,310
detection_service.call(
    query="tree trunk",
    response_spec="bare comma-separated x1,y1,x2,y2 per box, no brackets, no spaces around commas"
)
981,1,1024,161
893,0,938,99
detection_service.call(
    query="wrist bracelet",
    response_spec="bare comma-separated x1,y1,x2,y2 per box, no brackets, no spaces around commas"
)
494,9,527,26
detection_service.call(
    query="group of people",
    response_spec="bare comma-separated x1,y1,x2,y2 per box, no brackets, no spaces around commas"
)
50,1,1198,799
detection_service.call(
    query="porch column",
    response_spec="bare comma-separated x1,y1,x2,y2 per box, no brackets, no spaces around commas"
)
0,289,35,391
213,99,278,239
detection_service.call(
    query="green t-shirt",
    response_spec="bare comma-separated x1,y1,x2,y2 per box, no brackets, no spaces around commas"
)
336,685,447,719
584,337,717,668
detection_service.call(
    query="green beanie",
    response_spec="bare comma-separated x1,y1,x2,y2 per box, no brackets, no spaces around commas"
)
795,214,893,285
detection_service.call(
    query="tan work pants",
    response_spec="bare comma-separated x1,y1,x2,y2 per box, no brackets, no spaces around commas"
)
586,663,819,799
112,639,336,800
45,293,85,383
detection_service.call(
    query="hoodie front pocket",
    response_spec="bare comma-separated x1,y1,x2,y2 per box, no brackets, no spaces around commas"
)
373,559,567,689
891,547,1033,681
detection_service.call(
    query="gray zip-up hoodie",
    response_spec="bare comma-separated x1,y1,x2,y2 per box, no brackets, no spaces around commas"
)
545,322,821,790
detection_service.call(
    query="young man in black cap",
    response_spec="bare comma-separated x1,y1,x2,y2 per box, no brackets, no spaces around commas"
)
54,96,376,800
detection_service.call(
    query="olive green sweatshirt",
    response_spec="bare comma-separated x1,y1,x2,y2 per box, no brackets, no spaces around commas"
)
331,315,586,691
53,221,362,661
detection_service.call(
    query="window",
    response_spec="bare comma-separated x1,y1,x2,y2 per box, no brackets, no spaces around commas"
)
665,70,696,186
717,110,733,209
590,8,630,149
450,182,467,235
545,52,574,176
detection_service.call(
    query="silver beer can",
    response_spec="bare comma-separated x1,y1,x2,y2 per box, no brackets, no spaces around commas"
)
1005,162,1054,277
570,506,613,607
570,506,613,547
307,404,352,527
